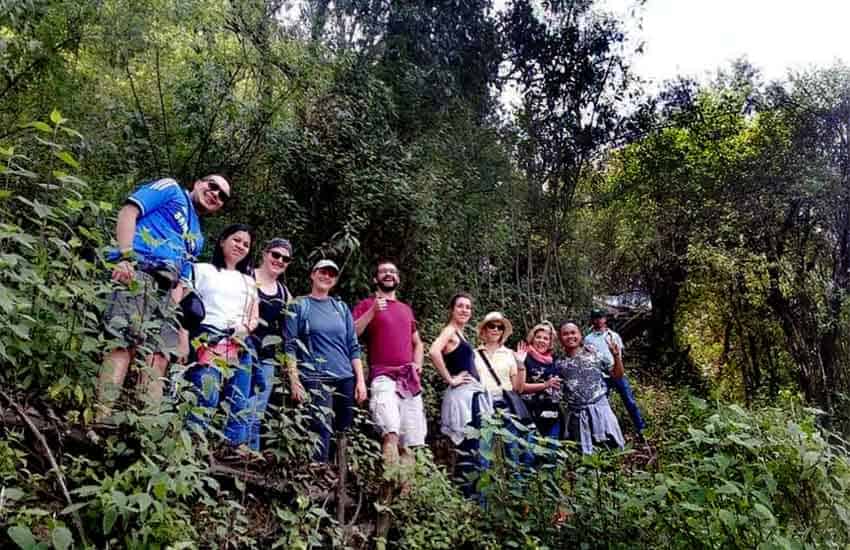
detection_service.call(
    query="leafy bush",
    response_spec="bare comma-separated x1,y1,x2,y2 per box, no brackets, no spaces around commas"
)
465,392,850,550
0,113,110,423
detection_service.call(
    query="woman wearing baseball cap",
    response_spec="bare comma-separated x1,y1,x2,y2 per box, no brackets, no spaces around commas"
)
283,259,367,463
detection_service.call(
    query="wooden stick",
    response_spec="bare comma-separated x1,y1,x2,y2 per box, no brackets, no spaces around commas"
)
0,390,88,546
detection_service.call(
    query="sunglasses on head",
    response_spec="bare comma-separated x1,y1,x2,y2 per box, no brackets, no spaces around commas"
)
205,179,230,204
485,322,505,331
268,250,292,262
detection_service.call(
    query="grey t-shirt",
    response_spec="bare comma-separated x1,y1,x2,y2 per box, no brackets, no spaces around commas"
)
284,296,361,379
553,348,612,408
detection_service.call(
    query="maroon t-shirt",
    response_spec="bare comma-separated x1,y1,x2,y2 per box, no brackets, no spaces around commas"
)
353,297,417,380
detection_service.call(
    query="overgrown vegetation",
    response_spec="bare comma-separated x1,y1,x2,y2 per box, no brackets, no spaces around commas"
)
2,0,850,547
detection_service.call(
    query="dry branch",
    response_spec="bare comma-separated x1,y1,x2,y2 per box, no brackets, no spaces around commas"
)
0,390,88,546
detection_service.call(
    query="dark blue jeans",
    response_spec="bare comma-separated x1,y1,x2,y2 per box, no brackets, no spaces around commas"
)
455,390,486,499
483,400,535,469
606,375,646,433
302,376,355,463
247,359,276,451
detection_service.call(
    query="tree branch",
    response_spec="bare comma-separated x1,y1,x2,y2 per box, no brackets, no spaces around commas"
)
0,390,88,546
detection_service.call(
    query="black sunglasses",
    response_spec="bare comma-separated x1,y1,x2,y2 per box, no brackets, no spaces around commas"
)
485,322,505,331
268,250,292,262
205,179,231,204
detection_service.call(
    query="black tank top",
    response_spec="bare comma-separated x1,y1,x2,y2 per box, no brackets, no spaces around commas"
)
442,331,479,380
255,282,288,361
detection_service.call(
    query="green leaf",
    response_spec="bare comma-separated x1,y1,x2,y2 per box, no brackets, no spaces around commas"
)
23,121,52,133
51,526,72,550
54,150,79,170
753,502,775,522
3,487,25,501
59,127,83,139
102,506,118,534
7,525,36,549
133,492,153,513
60,502,88,515
10,324,30,340
49,109,66,126
716,482,741,496
678,502,704,512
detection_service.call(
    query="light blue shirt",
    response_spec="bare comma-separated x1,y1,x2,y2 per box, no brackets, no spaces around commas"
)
583,328,623,368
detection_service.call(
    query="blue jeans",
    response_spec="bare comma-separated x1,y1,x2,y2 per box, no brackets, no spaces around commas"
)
184,327,253,445
247,360,276,451
455,390,487,498
302,377,355,463
606,375,646,433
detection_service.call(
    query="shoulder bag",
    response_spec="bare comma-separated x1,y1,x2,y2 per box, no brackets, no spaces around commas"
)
476,349,533,424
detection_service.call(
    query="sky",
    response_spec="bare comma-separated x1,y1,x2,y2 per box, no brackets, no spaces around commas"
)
603,0,850,85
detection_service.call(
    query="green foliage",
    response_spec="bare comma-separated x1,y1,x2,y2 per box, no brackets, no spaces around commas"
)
457,393,850,550
385,448,483,549
0,116,108,422
4,1,850,548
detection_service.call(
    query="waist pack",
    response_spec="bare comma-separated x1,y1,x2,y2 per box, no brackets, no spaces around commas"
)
178,265,205,333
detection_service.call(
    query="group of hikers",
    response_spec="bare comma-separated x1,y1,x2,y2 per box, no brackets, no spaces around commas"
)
96,173,646,492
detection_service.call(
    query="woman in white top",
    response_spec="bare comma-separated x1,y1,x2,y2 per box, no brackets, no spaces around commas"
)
184,223,259,447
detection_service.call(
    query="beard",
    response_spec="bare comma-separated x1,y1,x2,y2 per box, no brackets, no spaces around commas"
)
377,279,398,292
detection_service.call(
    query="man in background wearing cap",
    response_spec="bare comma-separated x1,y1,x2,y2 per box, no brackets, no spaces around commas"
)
353,259,426,467
584,308,647,441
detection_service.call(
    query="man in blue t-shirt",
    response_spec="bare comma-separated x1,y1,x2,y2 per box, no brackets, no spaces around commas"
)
96,174,231,422
584,308,646,440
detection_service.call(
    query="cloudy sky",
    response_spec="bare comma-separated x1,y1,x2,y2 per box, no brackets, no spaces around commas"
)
606,0,850,84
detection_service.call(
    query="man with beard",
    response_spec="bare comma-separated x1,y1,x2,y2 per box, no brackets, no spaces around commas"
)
353,259,426,466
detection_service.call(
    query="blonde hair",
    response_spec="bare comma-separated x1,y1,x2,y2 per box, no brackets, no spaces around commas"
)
526,321,556,352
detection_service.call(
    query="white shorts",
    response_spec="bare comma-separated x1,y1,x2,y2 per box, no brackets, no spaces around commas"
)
369,375,427,447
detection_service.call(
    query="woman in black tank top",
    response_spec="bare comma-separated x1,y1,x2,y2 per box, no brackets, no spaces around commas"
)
442,331,479,379
248,238,293,451
428,293,492,497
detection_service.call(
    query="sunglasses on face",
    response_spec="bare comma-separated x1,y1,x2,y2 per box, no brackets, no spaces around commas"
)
485,322,505,331
268,250,292,262
205,179,231,204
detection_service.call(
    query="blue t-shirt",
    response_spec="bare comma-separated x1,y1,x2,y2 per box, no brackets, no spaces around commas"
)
110,178,203,280
284,296,361,380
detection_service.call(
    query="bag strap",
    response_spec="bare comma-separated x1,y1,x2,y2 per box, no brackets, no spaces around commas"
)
298,296,313,355
279,281,291,304
477,348,504,387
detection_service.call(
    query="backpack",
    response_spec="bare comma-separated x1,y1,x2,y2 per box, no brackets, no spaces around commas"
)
294,295,347,356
